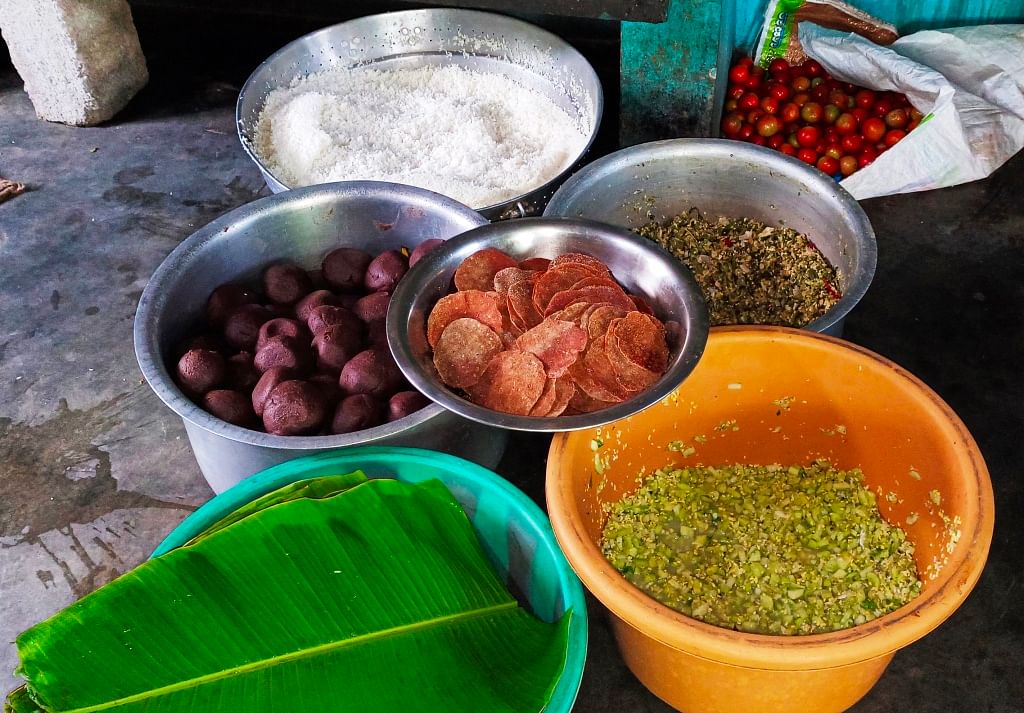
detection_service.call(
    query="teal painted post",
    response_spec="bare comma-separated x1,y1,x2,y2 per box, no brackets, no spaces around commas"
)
620,0,735,145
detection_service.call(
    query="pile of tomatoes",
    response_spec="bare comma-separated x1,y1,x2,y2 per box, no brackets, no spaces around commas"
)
721,56,923,178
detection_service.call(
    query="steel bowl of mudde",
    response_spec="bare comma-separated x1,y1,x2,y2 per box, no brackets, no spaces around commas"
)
544,139,876,336
135,181,508,494
237,7,603,221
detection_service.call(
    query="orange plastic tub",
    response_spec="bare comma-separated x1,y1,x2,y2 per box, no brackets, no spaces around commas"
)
547,327,994,713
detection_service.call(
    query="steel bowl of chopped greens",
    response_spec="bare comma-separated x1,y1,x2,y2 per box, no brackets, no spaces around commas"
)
546,327,994,713
544,139,876,336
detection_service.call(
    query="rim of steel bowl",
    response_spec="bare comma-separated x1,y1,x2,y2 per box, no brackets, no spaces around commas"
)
235,7,604,219
387,217,710,433
134,181,488,450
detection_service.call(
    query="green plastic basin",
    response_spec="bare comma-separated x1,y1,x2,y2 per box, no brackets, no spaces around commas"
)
155,446,588,713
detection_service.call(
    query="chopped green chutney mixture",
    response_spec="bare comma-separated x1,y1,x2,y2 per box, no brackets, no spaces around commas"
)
636,212,841,327
600,462,922,635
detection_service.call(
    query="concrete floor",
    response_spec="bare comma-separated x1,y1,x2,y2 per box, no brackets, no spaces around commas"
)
0,9,1021,712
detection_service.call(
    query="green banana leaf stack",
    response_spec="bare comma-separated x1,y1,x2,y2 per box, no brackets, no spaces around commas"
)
5,473,569,713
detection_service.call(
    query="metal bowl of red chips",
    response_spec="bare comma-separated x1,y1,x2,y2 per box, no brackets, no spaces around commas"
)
387,217,710,432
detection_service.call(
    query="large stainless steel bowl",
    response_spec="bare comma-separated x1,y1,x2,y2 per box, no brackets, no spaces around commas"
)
236,8,603,221
135,181,507,494
543,139,877,335
387,217,710,433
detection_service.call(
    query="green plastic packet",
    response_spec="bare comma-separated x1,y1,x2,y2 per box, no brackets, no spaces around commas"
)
754,0,805,67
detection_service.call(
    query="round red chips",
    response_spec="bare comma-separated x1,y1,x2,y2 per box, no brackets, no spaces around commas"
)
433,318,504,389
426,290,504,347
424,248,672,418
454,248,519,292
466,350,547,416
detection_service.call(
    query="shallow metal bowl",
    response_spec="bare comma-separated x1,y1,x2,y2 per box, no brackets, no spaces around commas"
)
543,139,877,335
387,217,710,432
135,181,507,494
236,8,603,221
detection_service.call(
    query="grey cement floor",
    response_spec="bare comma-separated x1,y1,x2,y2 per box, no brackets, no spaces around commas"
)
0,10,1022,712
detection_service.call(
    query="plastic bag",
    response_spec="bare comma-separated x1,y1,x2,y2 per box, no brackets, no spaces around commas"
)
799,23,1024,200
753,0,897,67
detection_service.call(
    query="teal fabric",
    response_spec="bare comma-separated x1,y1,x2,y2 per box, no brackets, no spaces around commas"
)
733,0,1024,53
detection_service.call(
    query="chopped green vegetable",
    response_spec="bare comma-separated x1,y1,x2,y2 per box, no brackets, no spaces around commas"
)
636,213,841,327
773,396,795,411
600,462,922,635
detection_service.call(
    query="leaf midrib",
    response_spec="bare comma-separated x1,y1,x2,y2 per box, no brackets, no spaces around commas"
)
58,600,518,713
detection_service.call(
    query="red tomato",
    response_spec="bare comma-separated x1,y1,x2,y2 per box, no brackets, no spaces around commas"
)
768,58,790,75
829,89,850,108
872,98,892,117
747,109,763,124
793,92,810,107
797,148,819,164
858,146,878,168
883,129,906,147
760,96,780,114
728,85,746,100
768,134,785,149
739,92,760,111
824,144,843,160
779,143,797,156
817,155,839,175
721,112,744,137
801,102,823,124
824,127,840,143
885,109,909,129
757,115,782,137
796,125,820,148
804,59,824,77
739,124,755,140
840,134,863,153
767,82,791,101
907,120,920,132
791,76,811,93
823,104,841,124
744,68,764,89
739,56,754,66
861,117,886,143
729,64,750,84
770,69,790,85
835,112,858,135
854,89,876,109
840,155,858,176
780,102,801,124
851,107,870,123
811,85,831,103
893,93,911,108
751,134,768,146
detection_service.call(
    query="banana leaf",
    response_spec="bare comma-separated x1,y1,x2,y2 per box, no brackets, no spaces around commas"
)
184,470,368,545
8,478,569,713
4,687,39,713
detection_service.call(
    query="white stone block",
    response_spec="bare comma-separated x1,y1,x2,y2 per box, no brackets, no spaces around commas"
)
0,0,148,126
